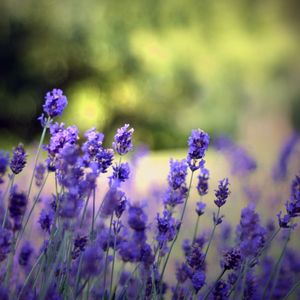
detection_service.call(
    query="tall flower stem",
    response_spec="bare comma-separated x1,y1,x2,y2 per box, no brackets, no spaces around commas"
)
263,228,292,300
103,214,114,295
203,206,220,262
109,221,118,299
17,251,44,300
159,171,194,284
192,214,200,243
27,118,50,200
16,172,50,247
90,188,96,239
2,174,15,228
80,191,91,228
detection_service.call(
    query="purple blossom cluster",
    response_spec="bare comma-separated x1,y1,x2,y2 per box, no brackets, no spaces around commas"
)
0,88,299,300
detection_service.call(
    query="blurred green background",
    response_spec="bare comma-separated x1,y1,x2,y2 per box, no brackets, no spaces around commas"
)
1,0,300,149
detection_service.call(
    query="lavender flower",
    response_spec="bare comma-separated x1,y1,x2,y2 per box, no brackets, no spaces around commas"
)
164,159,188,207
187,129,210,170
101,187,125,217
9,187,28,230
0,228,12,262
35,163,46,187
195,202,206,216
128,206,147,232
71,235,88,259
113,124,134,155
191,270,206,293
156,210,178,252
212,280,229,299
111,162,130,183
10,144,27,175
82,128,104,163
90,148,114,174
236,204,266,258
38,210,54,233
197,167,209,196
221,248,242,270
42,88,68,118
215,135,257,176
18,241,33,267
81,245,103,277
272,133,299,181
214,178,230,207
0,151,9,184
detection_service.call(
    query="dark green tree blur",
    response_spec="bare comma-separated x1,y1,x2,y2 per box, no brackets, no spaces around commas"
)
1,0,300,149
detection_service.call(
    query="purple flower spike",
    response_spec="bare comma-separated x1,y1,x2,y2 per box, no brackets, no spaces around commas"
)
221,248,242,270
113,124,134,156
214,178,230,207
42,88,68,118
187,128,210,170
191,270,206,293
9,187,28,231
10,144,27,175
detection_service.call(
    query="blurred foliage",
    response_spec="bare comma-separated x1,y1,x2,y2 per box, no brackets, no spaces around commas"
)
0,0,300,149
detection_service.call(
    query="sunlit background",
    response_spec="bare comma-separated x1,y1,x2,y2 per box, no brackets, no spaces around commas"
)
1,0,300,150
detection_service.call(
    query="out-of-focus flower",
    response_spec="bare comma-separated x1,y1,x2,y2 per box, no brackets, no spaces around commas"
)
272,133,299,181
42,88,68,118
38,210,54,233
197,167,209,196
71,235,88,260
215,135,257,177
214,178,230,207
10,144,27,175
18,241,33,267
9,187,28,231
113,124,134,156
221,248,242,270
0,151,9,184
35,163,46,187
81,245,103,277
195,202,206,216
0,228,12,262
212,280,229,299
236,204,266,258
191,270,206,293
128,205,147,232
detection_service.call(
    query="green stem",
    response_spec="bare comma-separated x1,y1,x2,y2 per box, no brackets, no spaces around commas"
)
203,206,220,262
159,171,194,283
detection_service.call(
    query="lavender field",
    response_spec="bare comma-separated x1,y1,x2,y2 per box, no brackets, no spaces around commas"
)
0,89,299,300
